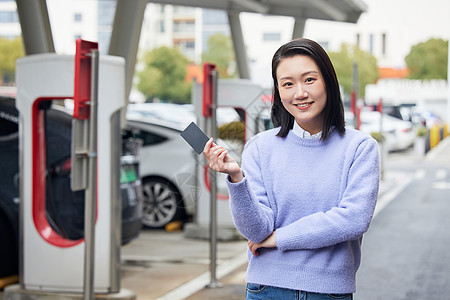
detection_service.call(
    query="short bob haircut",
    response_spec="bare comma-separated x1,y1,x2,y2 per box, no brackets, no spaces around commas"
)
271,38,345,141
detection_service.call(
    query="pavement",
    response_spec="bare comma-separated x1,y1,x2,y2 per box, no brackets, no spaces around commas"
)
2,137,449,300
120,230,248,300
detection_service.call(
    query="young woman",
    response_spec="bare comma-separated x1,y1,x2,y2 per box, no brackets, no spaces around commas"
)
203,38,379,300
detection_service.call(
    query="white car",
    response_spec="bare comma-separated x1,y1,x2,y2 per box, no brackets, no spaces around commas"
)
125,103,242,228
124,115,196,228
359,111,416,152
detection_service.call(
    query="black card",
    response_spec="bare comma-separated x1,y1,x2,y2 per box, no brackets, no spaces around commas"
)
180,122,210,154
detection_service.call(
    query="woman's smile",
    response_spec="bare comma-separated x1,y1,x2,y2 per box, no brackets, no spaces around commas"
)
294,101,314,110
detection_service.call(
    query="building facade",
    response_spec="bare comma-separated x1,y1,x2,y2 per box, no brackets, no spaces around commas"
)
0,0,20,39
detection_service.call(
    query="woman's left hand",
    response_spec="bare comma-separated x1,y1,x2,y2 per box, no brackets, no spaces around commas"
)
248,231,276,256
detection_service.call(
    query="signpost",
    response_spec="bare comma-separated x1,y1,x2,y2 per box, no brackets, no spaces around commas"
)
203,63,223,289
72,39,99,300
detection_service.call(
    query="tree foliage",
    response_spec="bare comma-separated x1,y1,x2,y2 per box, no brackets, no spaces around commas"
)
137,46,191,104
202,33,236,78
328,44,379,98
0,37,24,84
405,38,448,80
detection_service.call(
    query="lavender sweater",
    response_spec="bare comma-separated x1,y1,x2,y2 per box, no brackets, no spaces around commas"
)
226,127,379,293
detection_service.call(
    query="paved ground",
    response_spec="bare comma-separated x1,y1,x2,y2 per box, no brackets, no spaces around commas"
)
120,230,248,300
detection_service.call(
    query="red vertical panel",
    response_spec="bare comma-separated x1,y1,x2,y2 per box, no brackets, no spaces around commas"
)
202,63,216,118
73,39,98,120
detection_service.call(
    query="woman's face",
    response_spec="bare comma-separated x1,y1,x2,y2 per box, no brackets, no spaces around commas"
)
276,54,327,135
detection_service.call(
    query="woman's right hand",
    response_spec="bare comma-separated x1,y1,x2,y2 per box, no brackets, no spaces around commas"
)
203,138,243,183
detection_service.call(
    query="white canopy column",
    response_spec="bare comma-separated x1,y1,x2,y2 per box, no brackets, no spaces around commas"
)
227,10,250,79
292,18,307,39
108,0,147,100
16,0,55,55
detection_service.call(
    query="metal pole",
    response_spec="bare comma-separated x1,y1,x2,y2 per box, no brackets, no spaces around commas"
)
83,49,99,300
352,61,359,130
206,69,223,289
378,98,384,181
447,41,450,126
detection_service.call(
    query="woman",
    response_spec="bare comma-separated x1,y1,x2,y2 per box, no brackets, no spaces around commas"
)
203,38,379,299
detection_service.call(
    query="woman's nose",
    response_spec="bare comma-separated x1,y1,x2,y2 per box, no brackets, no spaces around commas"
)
295,85,308,99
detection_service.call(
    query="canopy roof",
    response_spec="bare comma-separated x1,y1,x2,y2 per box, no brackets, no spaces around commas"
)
149,0,367,23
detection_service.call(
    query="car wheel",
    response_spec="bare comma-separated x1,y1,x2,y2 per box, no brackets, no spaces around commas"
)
141,178,186,229
0,209,18,277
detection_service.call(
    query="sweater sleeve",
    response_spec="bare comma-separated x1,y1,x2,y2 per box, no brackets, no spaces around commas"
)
226,137,275,243
276,137,380,251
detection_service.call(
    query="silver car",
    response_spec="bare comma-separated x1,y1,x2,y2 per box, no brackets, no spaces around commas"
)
125,103,242,229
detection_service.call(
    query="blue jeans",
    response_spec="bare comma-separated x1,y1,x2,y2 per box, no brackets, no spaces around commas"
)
246,283,353,300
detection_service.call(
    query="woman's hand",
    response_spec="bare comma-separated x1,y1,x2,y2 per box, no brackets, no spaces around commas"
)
203,138,243,182
248,231,277,256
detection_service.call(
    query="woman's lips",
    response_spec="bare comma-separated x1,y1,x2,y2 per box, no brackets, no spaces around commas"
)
294,102,313,110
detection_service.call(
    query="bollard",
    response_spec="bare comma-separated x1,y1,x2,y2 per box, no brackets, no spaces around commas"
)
429,125,441,149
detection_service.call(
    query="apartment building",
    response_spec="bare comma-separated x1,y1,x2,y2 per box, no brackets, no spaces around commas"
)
0,0,20,39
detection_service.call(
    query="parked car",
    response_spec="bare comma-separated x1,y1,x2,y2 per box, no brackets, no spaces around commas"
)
124,116,194,229
359,110,416,152
408,106,444,128
0,96,143,278
125,103,242,229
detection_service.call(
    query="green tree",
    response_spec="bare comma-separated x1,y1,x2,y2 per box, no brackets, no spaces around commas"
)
202,33,236,78
137,46,191,103
328,44,379,98
0,37,24,84
405,38,448,80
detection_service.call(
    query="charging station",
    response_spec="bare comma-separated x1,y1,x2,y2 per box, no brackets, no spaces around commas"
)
15,43,126,293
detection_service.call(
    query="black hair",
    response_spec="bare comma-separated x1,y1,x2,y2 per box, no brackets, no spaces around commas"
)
271,38,345,140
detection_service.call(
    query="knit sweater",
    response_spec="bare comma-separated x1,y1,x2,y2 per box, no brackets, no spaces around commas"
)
226,127,380,294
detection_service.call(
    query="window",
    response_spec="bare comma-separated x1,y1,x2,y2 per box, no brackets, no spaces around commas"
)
124,129,167,146
381,33,387,56
74,13,82,22
0,108,18,136
98,1,115,26
369,33,374,54
263,33,281,41
356,33,360,47
203,9,228,25
0,11,18,23
185,41,195,49
0,34,19,40
173,20,195,32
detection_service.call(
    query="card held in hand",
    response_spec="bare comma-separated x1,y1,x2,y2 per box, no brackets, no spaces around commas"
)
180,122,210,154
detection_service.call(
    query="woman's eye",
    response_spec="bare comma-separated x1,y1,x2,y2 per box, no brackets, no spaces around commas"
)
282,82,293,87
305,78,315,83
